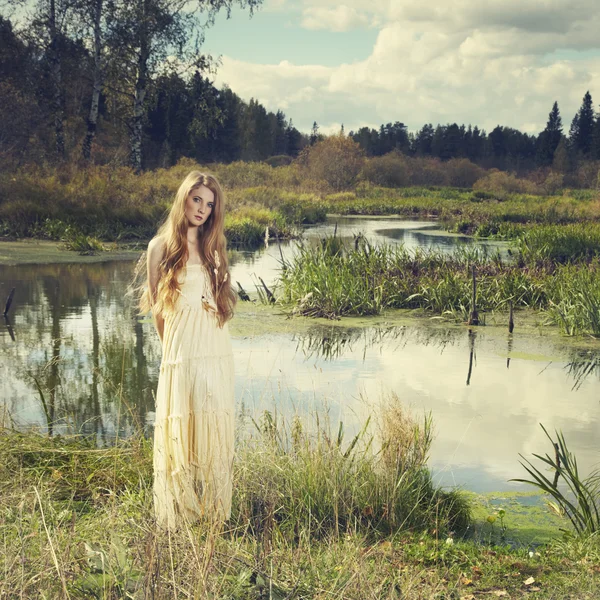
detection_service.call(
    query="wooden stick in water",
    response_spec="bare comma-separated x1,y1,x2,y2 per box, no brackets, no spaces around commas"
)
4,287,15,316
468,267,479,326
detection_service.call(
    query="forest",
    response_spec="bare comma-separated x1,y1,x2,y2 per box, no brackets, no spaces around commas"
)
2,6,600,179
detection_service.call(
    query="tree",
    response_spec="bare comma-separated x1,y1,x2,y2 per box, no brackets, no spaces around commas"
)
413,123,434,155
309,121,320,145
536,101,563,166
592,112,600,160
285,119,302,157
109,0,262,172
552,137,570,173
570,91,595,157
302,135,365,190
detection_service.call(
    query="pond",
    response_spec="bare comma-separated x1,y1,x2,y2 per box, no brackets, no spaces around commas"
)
230,216,509,291
1,218,599,493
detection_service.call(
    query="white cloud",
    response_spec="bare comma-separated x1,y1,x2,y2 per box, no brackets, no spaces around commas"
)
301,5,373,32
214,0,600,133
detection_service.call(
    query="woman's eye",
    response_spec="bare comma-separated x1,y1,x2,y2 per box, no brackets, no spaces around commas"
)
208,203,214,208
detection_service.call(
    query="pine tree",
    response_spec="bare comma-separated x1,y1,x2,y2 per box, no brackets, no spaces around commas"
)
536,101,563,166
570,91,595,156
592,113,600,160
309,121,320,145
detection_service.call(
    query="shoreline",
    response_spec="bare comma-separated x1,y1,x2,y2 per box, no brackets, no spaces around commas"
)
0,238,144,265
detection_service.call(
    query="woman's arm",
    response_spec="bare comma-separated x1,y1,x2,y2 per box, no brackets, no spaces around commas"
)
147,237,165,343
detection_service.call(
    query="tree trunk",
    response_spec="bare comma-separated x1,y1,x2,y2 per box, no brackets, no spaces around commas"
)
49,0,66,160
130,0,148,173
82,0,104,161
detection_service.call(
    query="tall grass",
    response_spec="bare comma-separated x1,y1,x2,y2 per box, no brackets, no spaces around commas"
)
234,397,469,539
0,394,473,597
514,425,600,536
517,223,600,264
279,237,600,336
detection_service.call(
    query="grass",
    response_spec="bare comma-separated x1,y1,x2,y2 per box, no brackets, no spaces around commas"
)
2,395,600,598
0,162,327,247
278,237,600,336
2,161,599,250
516,223,600,264
514,425,600,536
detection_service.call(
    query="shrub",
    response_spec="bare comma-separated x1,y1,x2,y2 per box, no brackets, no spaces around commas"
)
299,134,365,191
264,155,293,167
473,170,540,197
361,152,411,187
445,158,485,188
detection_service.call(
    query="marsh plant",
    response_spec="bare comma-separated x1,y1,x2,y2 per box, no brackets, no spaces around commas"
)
0,393,472,598
514,425,600,536
233,394,469,540
279,236,600,336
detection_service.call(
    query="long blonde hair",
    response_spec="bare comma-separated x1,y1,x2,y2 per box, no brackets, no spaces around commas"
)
136,171,236,327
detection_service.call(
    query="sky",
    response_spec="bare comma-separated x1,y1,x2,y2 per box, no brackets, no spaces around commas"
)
202,0,600,136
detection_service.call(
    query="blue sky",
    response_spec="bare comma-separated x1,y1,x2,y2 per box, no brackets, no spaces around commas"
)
204,6,378,67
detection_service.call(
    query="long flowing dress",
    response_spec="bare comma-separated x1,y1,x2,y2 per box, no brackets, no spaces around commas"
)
153,263,235,528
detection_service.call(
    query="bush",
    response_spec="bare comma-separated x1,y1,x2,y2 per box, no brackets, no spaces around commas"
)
445,158,485,188
264,155,293,167
361,152,411,187
299,134,365,191
473,170,540,197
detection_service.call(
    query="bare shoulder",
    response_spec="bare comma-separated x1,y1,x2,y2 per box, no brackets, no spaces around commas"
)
147,236,166,262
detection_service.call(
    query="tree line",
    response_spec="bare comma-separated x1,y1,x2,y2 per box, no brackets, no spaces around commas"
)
1,5,600,175
349,93,600,173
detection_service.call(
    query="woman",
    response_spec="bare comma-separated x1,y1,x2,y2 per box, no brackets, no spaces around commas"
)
139,171,236,528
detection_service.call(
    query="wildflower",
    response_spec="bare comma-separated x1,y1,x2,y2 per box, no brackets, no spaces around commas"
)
214,250,221,269
223,273,228,283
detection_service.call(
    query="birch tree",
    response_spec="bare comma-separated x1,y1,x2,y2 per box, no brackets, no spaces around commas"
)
109,0,262,173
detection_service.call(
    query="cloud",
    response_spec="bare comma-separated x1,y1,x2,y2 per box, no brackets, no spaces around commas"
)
301,5,373,32
213,0,600,134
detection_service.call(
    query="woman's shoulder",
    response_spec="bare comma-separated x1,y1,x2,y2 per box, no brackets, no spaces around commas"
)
147,235,167,266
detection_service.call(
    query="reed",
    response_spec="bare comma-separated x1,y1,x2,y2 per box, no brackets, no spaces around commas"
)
517,223,600,264
513,425,600,536
279,237,600,336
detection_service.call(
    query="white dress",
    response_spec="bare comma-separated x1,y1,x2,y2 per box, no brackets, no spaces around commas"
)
153,263,235,528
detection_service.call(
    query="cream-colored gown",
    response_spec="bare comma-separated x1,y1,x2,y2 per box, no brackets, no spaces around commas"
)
153,263,234,528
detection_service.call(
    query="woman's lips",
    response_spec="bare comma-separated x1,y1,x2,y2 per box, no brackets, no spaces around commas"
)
195,215,203,221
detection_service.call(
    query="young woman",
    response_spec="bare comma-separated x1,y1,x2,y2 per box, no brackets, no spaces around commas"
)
139,171,236,528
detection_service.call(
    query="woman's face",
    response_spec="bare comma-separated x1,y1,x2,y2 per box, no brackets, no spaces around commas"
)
185,184,215,229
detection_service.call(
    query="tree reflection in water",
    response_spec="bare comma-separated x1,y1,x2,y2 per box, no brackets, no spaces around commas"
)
0,261,160,441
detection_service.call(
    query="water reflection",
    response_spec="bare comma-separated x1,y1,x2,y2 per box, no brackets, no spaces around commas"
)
1,233,600,492
566,352,600,392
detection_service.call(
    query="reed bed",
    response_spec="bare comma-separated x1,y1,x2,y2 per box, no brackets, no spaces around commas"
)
517,223,600,264
278,238,600,336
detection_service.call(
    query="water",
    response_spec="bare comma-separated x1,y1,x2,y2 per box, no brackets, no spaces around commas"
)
1,218,599,492
230,216,509,291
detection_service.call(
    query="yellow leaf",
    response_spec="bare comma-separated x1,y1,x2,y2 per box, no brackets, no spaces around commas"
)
524,576,535,586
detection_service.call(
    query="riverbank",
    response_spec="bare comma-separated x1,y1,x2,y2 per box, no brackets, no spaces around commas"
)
1,415,598,598
1,161,599,246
